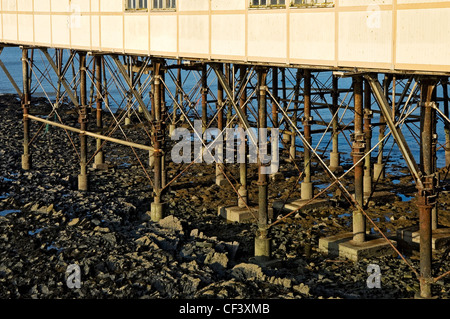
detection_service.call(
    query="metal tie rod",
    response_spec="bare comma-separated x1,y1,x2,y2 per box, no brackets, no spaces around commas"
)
26,114,155,152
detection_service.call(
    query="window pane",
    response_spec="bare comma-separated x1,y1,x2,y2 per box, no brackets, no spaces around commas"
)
261,0,266,5
279,0,285,4
271,0,277,4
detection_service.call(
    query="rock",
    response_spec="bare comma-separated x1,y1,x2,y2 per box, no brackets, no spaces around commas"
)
204,252,228,273
135,236,151,246
231,263,265,281
94,226,110,233
190,229,205,239
46,204,54,213
293,283,310,296
159,215,183,232
68,218,80,227
180,274,201,295
101,233,116,245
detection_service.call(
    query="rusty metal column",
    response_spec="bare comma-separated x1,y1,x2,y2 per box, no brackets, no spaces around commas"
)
150,62,165,222
352,75,366,243
239,65,248,207
78,52,89,191
301,70,313,200
94,55,105,169
272,67,279,129
216,63,226,187
255,68,270,261
330,75,340,171
21,48,31,171
364,79,373,198
290,70,300,161
418,79,438,298
270,67,282,182
160,67,167,189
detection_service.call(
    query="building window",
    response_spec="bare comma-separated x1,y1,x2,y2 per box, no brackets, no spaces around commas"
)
126,0,148,10
250,0,286,8
152,0,176,9
291,0,334,8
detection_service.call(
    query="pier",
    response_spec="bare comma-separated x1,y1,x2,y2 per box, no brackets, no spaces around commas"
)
0,0,450,299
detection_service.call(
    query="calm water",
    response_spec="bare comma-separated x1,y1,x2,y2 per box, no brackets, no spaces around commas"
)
0,46,446,171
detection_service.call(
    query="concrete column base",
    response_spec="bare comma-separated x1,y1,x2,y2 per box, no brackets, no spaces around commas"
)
329,152,341,171
216,165,227,187
22,154,31,171
150,202,166,222
218,205,273,223
169,124,176,136
216,175,227,187
397,226,450,250
93,152,109,170
238,186,248,208
78,174,89,191
364,175,372,198
373,163,385,182
125,117,131,126
273,198,329,214
254,235,271,261
289,146,296,161
301,182,313,200
318,232,396,262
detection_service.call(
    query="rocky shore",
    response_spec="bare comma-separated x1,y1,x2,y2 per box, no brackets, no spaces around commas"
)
0,94,449,299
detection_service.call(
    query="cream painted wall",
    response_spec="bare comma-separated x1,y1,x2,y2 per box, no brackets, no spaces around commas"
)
150,15,177,53
1,0,450,73
247,13,286,59
396,8,450,66
290,11,335,62
338,10,392,64
179,15,209,55
211,14,245,57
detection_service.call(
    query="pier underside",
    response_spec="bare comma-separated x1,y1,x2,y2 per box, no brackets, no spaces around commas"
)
1,45,450,299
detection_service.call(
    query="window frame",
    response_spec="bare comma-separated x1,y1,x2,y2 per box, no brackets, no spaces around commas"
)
249,0,334,9
151,0,177,11
249,0,287,9
290,0,334,8
125,0,149,11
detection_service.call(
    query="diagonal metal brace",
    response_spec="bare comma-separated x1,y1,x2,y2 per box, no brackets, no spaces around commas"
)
211,63,258,148
41,48,80,108
364,73,423,189
111,55,153,124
